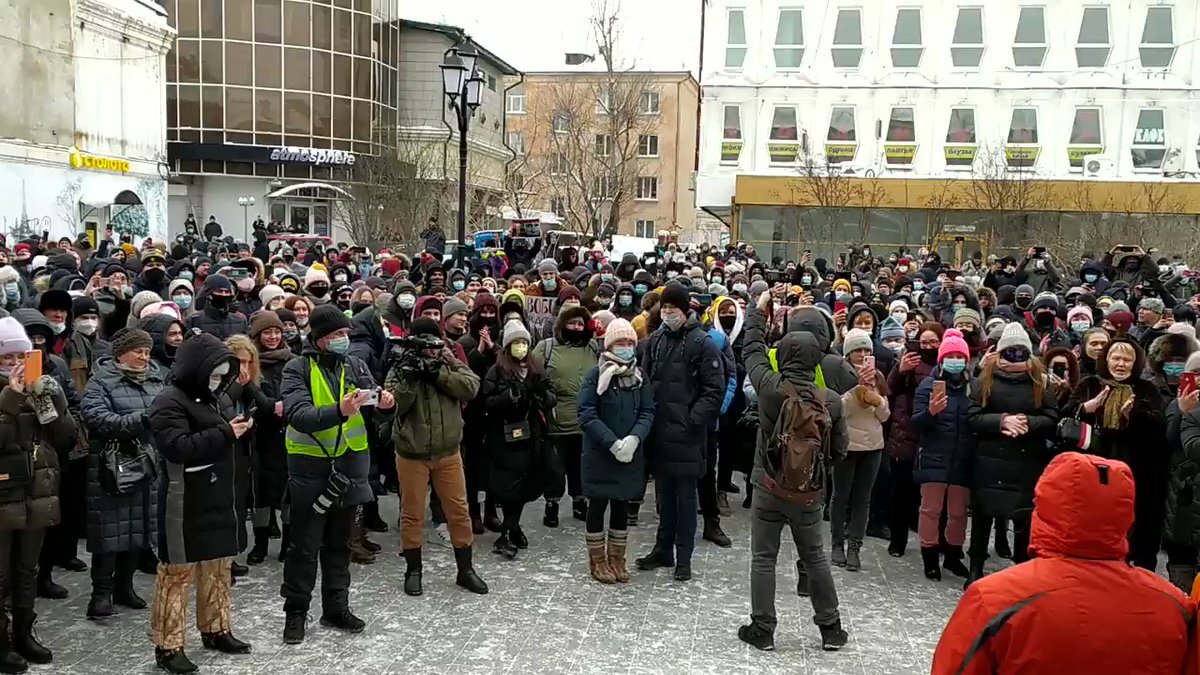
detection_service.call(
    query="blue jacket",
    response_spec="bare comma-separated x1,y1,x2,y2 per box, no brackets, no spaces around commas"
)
910,369,975,486
577,366,655,500
707,328,737,419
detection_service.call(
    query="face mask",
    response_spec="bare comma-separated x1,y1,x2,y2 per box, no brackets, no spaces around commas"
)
49,321,65,335
952,302,966,311
326,336,350,355
452,280,466,291
174,294,193,310
666,271,678,279
941,357,966,375
1165,362,1187,378
398,294,416,309
1000,347,1031,363
337,297,352,310
613,345,636,362
719,315,737,331
919,348,938,365
334,274,348,284
601,274,615,284
1006,266,1017,275
801,276,812,285
210,293,233,311
179,270,194,281
661,311,684,331
1083,273,1098,284
634,284,648,294
597,296,612,306
236,278,255,293
618,295,633,307
711,276,723,286
542,278,557,291
209,361,230,392
510,342,529,360
3,283,17,303
732,283,748,293
74,318,98,336
913,281,925,291
885,341,904,355
1034,312,1056,328
1070,320,1090,334
208,376,224,391
297,315,309,327
283,328,299,343
890,311,907,324
1016,296,1032,309
308,284,329,298
0,365,13,378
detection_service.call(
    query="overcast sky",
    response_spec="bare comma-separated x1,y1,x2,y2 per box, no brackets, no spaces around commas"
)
402,0,702,73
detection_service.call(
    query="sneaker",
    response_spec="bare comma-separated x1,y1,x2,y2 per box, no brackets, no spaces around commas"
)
571,499,588,522
820,621,849,651
737,623,775,651
427,524,452,549
845,540,862,573
717,492,732,517
282,612,307,645
320,609,365,634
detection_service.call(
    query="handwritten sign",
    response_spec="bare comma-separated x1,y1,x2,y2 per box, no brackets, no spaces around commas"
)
525,296,557,342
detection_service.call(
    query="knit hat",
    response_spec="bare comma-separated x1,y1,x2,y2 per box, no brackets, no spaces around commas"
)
1104,300,1130,316
938,328,970,362
659,282,691,311
1108,310,1135,333
832,278,852,294
604,318,638,350
841,328,873,356
304,266,330,287
0,266,19,286
1067,306,1093,325
259,284,286,308
593,310,616,330
748,280,769,297
1138,297,1166,315
997,322,1034,353
249,309,283,339
409,317,443,338
537,259,559,274
501,319,531,348
888,299,909,315
0,318,31,356
878,316,905,341
168,278,193,296
952,307,982,331
131,290,163,320
308,303,351,341
111,327,153,357
1032,292,1060,313
442,297,468,319
1015,284,1035,298
73,296,100,318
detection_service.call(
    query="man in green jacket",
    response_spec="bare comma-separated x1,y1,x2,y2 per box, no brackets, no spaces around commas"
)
385,318,488,598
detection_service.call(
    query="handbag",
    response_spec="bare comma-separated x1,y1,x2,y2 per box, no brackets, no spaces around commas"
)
502,421,532,443
100,438,158,496
1056,418,1095,452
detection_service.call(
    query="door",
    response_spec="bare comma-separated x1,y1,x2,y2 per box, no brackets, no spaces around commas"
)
313,204,330,238
289,204,311,235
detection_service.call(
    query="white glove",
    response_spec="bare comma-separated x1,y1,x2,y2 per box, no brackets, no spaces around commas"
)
609,440,623,460
614,435,639,463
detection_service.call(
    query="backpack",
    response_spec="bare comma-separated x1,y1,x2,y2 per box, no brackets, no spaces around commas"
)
763,382,831,506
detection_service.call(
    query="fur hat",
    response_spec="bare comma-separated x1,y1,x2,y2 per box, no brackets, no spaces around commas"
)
604,318,638,350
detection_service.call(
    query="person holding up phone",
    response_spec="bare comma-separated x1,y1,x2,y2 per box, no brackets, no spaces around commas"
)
1164,352,1200,593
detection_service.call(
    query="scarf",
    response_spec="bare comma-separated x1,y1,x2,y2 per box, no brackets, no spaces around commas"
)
596,351,642,395
998,360,1029,374
118,363,148,383
1100,378,1134,430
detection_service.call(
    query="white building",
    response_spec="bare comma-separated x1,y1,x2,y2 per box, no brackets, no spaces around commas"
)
0,0,174,242
696,0,1200,260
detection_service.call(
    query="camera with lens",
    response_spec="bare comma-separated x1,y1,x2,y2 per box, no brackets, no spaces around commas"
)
313,470,351,515
387,333,446,380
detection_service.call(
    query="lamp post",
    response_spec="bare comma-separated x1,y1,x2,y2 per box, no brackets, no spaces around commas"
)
440,41,484,269
236,196,255,241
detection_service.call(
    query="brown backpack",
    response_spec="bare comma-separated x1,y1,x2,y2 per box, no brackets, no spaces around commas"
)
763,382,830,506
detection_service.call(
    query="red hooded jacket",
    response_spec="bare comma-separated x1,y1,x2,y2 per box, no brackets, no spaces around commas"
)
933,452,1194,675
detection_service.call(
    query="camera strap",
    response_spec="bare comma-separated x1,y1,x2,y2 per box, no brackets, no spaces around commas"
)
306,360,347,465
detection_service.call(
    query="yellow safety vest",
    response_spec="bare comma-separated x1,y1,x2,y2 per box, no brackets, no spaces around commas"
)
285,359,368,458
767,348,827,389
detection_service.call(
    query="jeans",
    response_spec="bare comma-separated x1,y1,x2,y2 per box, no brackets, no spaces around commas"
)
830,450,882,545
280,500,355,614
698,428,720,520
749,489,840,633
918,483,969,548
544,434,583,501
655,476,698,566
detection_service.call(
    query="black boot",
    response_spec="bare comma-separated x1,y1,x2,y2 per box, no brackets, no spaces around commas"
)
543,500,560,528
113,555,147,610
702,517,732,548
10,611,50,665
483,502,503,533
137,547,159,575
59,556,87,572
403,548,423,597
200,631,251,654
627,501,641,527
454,546,489,594
320,609,366,633
363,501,389,533
35,569,67,600
635,543,673,571
277,524,291,562
470,502,485,535
247,527,270,565
942,545,970,578
920,546,942,581
963,555,987,590
155,647,197,674
571,498,588,522
282,611,307,645
0,614,25,675
268,510,281,539
994,521,1012,560
492,533,517,559
230,560,248,577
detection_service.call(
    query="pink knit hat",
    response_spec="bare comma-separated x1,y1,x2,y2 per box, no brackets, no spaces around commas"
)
1067,305,1093,325
604,318,638,350
938,328,970,362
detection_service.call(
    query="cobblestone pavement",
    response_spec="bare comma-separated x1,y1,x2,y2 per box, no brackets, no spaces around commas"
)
31,490,974,674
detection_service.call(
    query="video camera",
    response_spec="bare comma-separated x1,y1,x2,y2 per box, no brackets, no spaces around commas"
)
387,333,446,378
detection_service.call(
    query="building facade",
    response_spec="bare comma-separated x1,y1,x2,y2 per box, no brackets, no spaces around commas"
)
697,0,1200,263
0,0,174,242
506,71,699,239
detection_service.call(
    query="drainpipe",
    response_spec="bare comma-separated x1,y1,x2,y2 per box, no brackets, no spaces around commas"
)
502,72,526,218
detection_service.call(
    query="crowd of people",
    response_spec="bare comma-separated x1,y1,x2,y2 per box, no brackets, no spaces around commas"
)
0,226,1197,672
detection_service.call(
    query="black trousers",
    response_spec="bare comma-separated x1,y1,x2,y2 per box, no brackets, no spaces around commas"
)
887,458,919,552
90,550,136,599
698,428,719,520
0,528,45,612
544,435,583,501
586,498,628,533
281,501,355,614
969,514,1031,563
1164,540,1199,566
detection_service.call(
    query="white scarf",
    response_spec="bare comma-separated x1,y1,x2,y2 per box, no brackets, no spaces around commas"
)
596,351,642,395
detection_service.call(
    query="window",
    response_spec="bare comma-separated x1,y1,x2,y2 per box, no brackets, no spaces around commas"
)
774,8,804,68
639,90,660,114
1140,7,1176,68
549,153,568,176
506,92,526,114
507,132,525,155
1132,109,1166,170
825,106,857,163
591,175,616,200
884,107,916,166
637,177,659,200
721,105,743,163
553,112,569,133
832,9,863,68
1006,108,1040,168
726,9,747,69
595,88,612,114
767,106,799,164
635,220,655,238
944,108,978,167
1076,7,1111,68
951,7,985,68
1013,7,1047,67
487,74,497,92
1067,107,1103,169
891,8,923,68
595,134,613,157
638,134,659,157
550,197,566,217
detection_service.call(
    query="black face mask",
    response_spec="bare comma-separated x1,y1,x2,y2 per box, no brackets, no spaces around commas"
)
351,301,371,315
919,348,939,365
308,284,329,298
719,315,737,332
209,294,232,313
336,298,352,311
1015,295,1033,309
563,327,589,345
1035,311,1056,328
145,267,165,281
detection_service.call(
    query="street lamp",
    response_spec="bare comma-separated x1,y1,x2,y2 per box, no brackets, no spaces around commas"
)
237,196,255,241
440,40,484,269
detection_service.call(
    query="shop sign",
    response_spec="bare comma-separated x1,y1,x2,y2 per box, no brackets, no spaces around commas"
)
824,144,857,161
1005,146,1041,163
766,142,799,163
942,224,979,235
1068,146,1104,167
269,146,357,166
720,140,743,163
943,145,977,165
884,144,916,164
69,148,130,173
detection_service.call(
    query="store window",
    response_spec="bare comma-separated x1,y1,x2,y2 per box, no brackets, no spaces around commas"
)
891,8,923,68
726,9,748,69
884,107,916,167
768,105,799,164
1012,6,1047,67
832,9,863,68
825,106,857,163
1068,107,1103,169
1140,7,1176,68
774,9,805,68
1131,109,1166,170
1005,107,1040,168
951,7,985,68
1076,7,1111,68
944,108,977,168
721,105,743,164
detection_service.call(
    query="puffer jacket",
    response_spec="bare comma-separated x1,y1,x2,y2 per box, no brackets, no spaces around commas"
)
531,304,598,436
577,362,655,500
184,303,248,341
80,357,165,553
0,379,74,531
911,369,975,486
385,355,480,461
840,374,889,452
886,357,936,461
481,364,556,503
1165,401,1200,550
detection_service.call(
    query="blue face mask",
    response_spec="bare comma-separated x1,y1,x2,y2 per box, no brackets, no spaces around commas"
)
619,295,633,307
634,284,648,294
941,357,966,375
1070,321,1090,334
174,295,192,309
327,336,351,355
1164,362,1187,378
1083,273,1098,284
542,278,557,291
452,280,465,291
179,270,194,281
613,346,636,362
4,283,18,303
913,281,925,291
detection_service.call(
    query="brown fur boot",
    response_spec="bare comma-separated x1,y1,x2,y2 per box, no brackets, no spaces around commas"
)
607,529,630,583
586,532,615,584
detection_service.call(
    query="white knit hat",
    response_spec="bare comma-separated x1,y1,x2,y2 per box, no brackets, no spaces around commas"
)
501,319,531,349
604,318,637,350
842,328,874,356
0,317,32,356
304,266,330,286
997,322,1033,353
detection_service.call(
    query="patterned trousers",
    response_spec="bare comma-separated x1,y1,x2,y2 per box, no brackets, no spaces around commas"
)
150,558,232,651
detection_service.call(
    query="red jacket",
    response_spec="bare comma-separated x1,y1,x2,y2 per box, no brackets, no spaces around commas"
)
933,452,1194,675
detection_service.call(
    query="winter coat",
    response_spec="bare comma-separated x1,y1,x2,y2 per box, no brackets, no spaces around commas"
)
911,371,976,486
0,381,74,531
639,315,725,478
481,365,556,503
252,346,291,509
348,306,391,382
148,334,241,564
81,357,165,553
532,305,600,436
386,356,480,461
840,378,889,452
184,304,248,341
65,329,111,394
931,452,1193,675
967,368,1059,519
885,358,936,461
785,307,859,394
577,365,655,500
1165,402,1200,549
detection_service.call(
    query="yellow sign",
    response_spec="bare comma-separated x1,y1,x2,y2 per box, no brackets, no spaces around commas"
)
944,145,978,164
825,144,857,161
720,140,743,162
884,144,916,163
69,148,130,174
766,142,798,163
1068,146,1104,166
1005,145,1041,165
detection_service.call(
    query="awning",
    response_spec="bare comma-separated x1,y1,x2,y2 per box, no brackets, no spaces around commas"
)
78,187,143,209
264,182,352,200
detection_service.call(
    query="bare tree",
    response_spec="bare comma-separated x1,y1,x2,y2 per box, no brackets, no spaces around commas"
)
965,146,1051,251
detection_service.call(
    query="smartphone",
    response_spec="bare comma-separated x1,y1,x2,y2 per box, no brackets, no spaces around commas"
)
1033,246,1047,255
933,380,947,398
362,388,380,407
22,350,41,383
864,355,875,371
245,403,258,419
906,340,920,354
1182,372,1197,397
834,301,847,313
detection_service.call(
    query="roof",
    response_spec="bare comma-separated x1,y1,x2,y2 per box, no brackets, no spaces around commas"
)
522,70,697,81
398,19,521,76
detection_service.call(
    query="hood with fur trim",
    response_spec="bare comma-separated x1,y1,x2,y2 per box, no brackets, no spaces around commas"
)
553,304,593,343
1148,332,1199,373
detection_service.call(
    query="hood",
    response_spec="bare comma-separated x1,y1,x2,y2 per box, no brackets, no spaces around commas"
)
350,305,387,351
705,295,744,344
411,295,441,322
947,283,981,312
776,331,823,385
171,332,238,400
1097,337,1148,380
137,314,183,366
498,289,527,323
1079,259,1106,279
845,302,876,333
11,308,51,342
1029,452,1133,561
785,306,833,353
554,304,593,342
1148,332,1198,371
